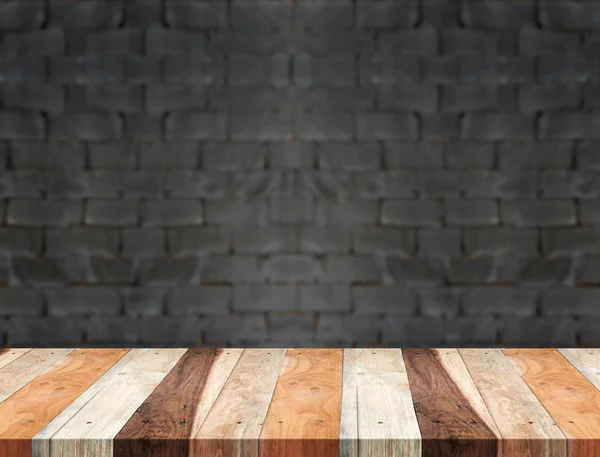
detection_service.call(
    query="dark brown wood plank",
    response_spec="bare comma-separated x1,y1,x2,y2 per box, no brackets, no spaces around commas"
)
113,348,242,457
403,348,501,457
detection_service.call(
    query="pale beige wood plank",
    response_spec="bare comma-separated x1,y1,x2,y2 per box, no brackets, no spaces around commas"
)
48,348,188,457
354,348,421,457
339,348,359,457
460,348,566,457
192,348,286,457
0,349,74,403
0,348,32,370
558,349,600,392
32,349,139,457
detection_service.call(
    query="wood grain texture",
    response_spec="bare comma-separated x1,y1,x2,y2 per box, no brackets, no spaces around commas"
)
0,349,128,457
48,348,187,457
340,348,359,457
259,349,344,457
0,349,74,404
114,348,243,457
558,349,600,392
460,348,566,457
32,349,143,457
193,348,287,457
403,348,501,457
504,349,600,457
0,349,31,370
353,349,421,457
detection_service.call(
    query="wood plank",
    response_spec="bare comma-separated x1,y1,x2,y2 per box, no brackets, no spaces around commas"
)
113,348,243,457
47,348,187,457
192,348,287,457
403,348,502,457
558,349,600,391
351,348,421,457
32,348,143,457
340,348,359,457
0,349,74,404
0,349,129,457
259,349,344,457
460,348,566,457
504,348,600,457
0,349,32,370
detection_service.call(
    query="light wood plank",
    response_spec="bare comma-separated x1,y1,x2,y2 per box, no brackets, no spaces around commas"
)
114,348,244,457
460,348,566,457
504,348,600,457
0,349,74,404
340,348,359,457
0,349,32,370
0,349,129,457
192,348,287,457
354,349,421,457
403,348,502,457
48,348,187,457
558,349,600,392
259,349,343,457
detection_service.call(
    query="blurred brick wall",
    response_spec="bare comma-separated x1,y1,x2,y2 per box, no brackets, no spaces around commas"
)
0,0,599,347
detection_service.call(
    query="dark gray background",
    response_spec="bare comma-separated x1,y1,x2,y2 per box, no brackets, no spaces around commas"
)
0,0,599,348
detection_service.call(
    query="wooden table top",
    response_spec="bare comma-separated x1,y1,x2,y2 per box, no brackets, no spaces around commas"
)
1,348,600,457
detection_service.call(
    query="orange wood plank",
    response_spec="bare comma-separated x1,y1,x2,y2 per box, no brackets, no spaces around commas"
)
0,348,129,457
504,349,600,457
259,349,343,457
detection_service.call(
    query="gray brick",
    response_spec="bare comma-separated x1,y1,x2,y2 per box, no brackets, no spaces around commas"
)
85,317,139,344
230,2,293,29
539,112,600,140
166,171,229,199
353,286,417,315
421,114,460,140
538,171,600,200
518,257,573,286
317,314,381,344
139,257,202,286
581,200,600,225
577,142,600,170
203,255,262,282
50,56,124,84
359,55,420,85
321,255,380,283
121,171,166,198
203,142,266,170
230,54,290,87
298,227,350,254
168,287,230,315
11,141,85,169
301,170,356,200
164,55,223,85
497,317,576,346
445,317,498,345
579,318,600,345
422,0,459,26
384,142,444,169
85,85,144,113
417,171,460,198
233,227,295,254
89,142,137,169
140,142,200,169
445,142,495,169
7,200,82,227
0,112,45,140
584,85,600,110
502,200,577,227
448,257,495,284
355,171,418,199
0,1,45,30
0,229,41,256
441,29,514,55
1,28,64,56
140,200,203,227
126,56,160,84
498,141,573,169
418,228,461,257
9,257,65,286
461,1,534,29
205,199,268,226
317,142,381,170
269,196,313,224
0,57,46,83
465,228,539,257
122,228,166,258
85,29,144,55
377,27,438,56
462,113,533,140
377,85,438,113
543,228,600,257
268,315,317,343
210,86,284,112
299,285,350,312
383,257,444,286
50,0,123,28
269,141,316,169
261,255,321,283
445,200,499,226
51,114,121,141
382,316,444,345
574,257,600,284
353,227,415,256
234,285,297,312
357,113,418,140
46,228,119,257
0,288,43,316
45,287,121,317
461,57,533,84
356,0,417,29
418,287,461,317
3,84,65,113
46,171,121,198
204,315,267,344
539,2,600,31
226,170,283,199
0,171,44,197
146,27,208,56
8,317,84,346
85,200,138,226
381,200,443,227
165,112,227,140
463,287,538,317
294,3,354,30
58,256,135,285
121,288,166,317
169,228,230,256
461,170,539,199
422,57,459,85
315,199,379,226
441,86,515,113
519,28,581,55
139,316,203,345
165,1,227,29
295,110,353,141
231,111,292,141
538,57,598,84
123,114,162,141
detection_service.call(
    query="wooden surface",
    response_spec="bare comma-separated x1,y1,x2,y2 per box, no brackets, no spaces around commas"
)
0,348,600,457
